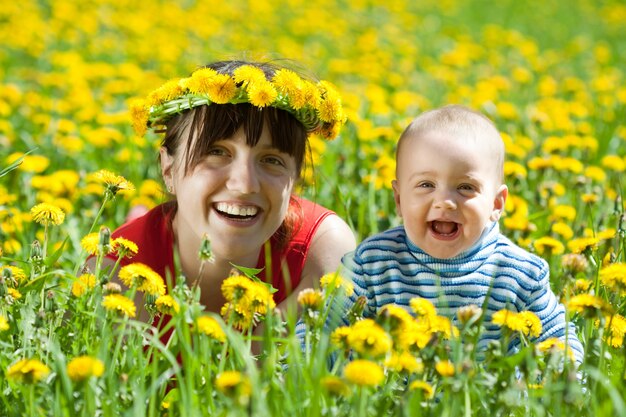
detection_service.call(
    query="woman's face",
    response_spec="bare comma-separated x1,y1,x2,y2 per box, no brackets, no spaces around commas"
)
164,126,298,260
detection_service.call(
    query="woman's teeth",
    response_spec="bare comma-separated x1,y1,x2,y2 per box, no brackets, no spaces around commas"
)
215,202,258,217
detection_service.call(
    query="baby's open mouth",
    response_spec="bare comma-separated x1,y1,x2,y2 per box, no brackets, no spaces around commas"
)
214,202,259,220
430,220,459,236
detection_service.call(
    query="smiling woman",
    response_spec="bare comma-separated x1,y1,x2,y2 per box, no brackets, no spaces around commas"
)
99,59,356,317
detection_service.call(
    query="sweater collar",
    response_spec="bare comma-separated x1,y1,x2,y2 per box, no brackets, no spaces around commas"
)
405,222,500,277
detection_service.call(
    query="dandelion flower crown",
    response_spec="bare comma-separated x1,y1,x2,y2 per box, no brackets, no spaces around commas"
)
130,62,347,140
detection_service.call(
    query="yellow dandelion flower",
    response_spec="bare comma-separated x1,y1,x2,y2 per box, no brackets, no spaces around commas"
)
233,65,266,85
272,69,306,109
550,205,576,221
317,82,344,123
347,319,393,357
582,193,599,203
331,326,352,350
148,78,184,107
7,288,22,300
183,68,218,95
221,275,253,302
206,74,237,104
67,356,105,382
574,279,592,293
93,169,135,197
533,236,565,256
396,320,433,351
247,81,277,107
220,302,254,331
0,315,9,331
492,309,524,332
409,380,434,398
297,288,324,311
155,295,180,315
378,304,413,333
517,311,542,337
536,338,575,361
384,351,423,374
112,237,138,259
601,155,625,172
604,314,626,348
429,315,460,339
71,274,97,297
321,375,352,397
80,232,104,256
504,161,528,179
194,315,226,342
319,272,354,296
244,281,276,315
344,359,385,387
1,265,27,286
567,294,612,316
435,360,455,377
129,99,149,136
584,166,606,182
410,297,437,320
30,202,65,226
599,263,626,295
7,358,50,383
118,263,165,296
552,222,574,240
215,371,252,399
567,237,599,254
102,294,136,317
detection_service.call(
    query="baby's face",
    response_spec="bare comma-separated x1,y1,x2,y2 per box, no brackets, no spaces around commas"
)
392,130,507,259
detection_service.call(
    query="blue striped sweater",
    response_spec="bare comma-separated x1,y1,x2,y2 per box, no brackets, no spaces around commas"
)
335,221,584,364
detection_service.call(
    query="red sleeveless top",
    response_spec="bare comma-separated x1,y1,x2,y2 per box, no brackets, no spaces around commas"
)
107,196,334,304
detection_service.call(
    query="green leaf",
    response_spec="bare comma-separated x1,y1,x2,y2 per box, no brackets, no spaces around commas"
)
0,148,37,178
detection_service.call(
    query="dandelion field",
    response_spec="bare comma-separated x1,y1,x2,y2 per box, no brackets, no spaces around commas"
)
1,0,626,415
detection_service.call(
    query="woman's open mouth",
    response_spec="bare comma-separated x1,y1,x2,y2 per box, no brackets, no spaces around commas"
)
429,220,461,240
214,202,260,221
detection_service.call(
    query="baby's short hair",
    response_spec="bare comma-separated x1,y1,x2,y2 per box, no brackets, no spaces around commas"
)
397,104,505,182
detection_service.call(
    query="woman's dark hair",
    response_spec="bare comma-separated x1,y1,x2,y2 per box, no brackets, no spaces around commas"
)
161,60,309,177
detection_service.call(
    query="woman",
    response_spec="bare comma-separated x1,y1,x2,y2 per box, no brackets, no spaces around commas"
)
103,60,356,317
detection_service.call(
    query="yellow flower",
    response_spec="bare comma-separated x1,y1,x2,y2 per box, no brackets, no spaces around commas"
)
118,263,165,296
552,222,574,240
567,294,612,316
378,304,413,333
112,237,138,259
80,232,106,256
321,376,352,397
297,288,324,311
215,371,252,400
272,69,306,109
6,153,50,173
344,359,385,387
584,166,606,182
567,237,599,254
0,315,9,331
409,380,434,398
30,202,65,226
503,161,527,179
396,320,433,351
347,319,393,357
384,351,423,374
129,99,149,136
220,302,254,331
550,205,576,221
221,275,253,302
67,356,105,382
492,309,525,333
194,315,226,342
533,237,565,256
71,274,97,297
331,326,352,350
155,295,180,315
1,265,27,286
601,155,625,172
93,169,135,197
409,297,437,320
7,358,50,383
183,68,218,95
517,311,542,337
7,288,22,300
604,314,626,348
435,360,455,377
247,81,278,107
536,338,575,361
243,281,276,315
599,263,626,296
233,65,266,85
102,294,136,317
319,272,354,296
206,74,237,104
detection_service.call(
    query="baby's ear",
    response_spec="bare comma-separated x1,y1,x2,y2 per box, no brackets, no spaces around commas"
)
392,179,403,218
490,184,508,222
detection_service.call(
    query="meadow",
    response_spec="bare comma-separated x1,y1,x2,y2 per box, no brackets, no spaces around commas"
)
1,0,626,415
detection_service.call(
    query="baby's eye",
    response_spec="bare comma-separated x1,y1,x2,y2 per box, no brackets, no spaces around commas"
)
417,181,434,188
458,184,477,192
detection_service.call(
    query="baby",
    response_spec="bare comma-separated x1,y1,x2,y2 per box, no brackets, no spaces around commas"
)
335,104,583,363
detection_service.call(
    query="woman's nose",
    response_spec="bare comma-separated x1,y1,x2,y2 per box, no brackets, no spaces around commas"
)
226,159,261,194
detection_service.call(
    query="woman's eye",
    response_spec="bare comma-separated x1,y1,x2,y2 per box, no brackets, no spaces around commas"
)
262,156,285,167
206,147,228,156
